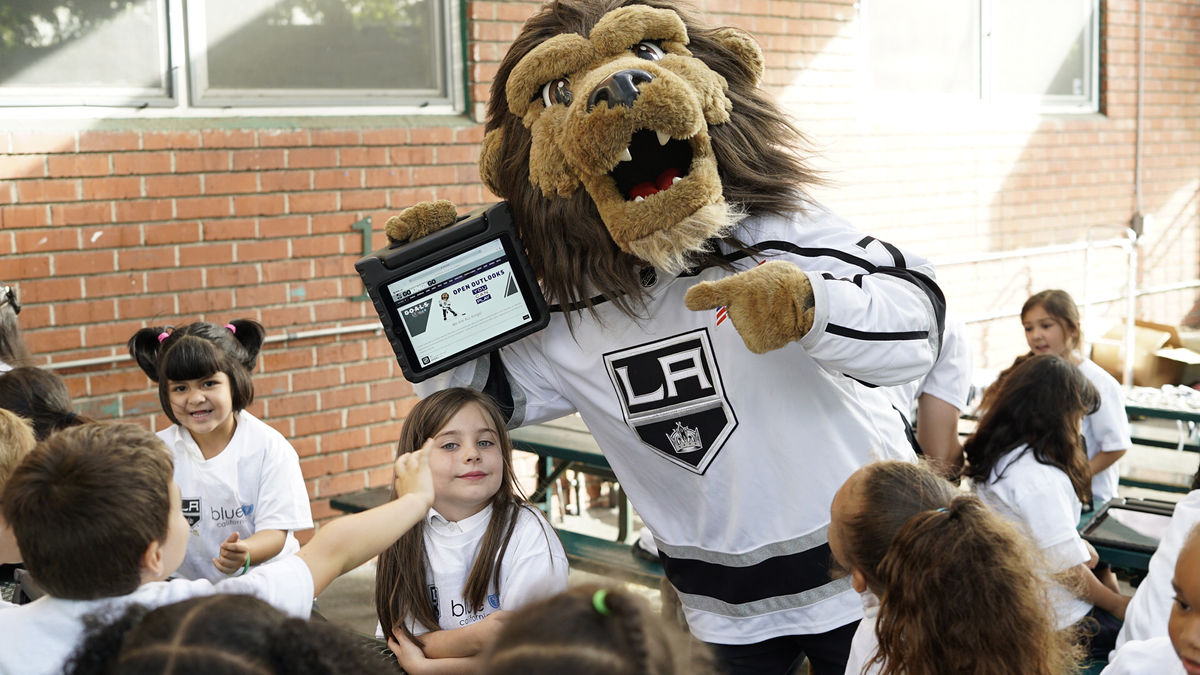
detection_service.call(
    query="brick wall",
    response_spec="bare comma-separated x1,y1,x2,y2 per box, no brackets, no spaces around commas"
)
1,0,1197,530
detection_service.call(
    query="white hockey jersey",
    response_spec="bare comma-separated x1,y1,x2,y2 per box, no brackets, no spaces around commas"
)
416,206,943,644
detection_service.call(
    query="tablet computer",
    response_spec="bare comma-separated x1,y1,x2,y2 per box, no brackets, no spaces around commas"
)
1080,498,1175,554
355,202,549,383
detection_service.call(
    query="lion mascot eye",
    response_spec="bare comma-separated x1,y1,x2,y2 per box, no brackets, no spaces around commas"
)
632,41,665,61
539,77,573,107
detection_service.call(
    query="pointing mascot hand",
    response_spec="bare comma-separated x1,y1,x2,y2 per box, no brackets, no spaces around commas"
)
685,260,815,354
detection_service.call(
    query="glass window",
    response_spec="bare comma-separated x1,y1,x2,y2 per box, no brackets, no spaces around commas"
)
0,0,170,106
864,0,1099,113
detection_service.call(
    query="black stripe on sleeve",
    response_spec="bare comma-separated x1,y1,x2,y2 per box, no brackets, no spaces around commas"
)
855,235,875,249
874,267,947,350
826,324,929,341
658,544,837,605
880,241,906,267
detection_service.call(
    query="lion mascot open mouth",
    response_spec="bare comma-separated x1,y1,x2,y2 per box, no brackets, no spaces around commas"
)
383,0,945,667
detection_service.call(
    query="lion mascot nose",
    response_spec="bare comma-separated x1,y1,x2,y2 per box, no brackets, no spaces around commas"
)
587,69,654,111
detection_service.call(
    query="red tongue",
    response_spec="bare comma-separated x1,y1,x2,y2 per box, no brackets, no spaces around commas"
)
629,168,682,199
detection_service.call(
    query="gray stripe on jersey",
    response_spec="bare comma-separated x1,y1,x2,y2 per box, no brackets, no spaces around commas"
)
653,526,830,567
676,575,853,617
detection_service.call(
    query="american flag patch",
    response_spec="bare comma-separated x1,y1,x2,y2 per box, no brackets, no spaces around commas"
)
715,306,728,326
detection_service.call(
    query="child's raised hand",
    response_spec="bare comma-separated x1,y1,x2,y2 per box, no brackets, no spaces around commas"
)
212,531,250,575
386,629,428,671
395,441,434,508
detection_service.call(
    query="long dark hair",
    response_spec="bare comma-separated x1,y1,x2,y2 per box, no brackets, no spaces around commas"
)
127,319,265,424
482,0,818,315
0,366,92,440
374,388,548,645
964,354,1097,501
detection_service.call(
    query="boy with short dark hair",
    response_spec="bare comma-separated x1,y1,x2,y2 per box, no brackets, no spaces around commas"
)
0,422,434,674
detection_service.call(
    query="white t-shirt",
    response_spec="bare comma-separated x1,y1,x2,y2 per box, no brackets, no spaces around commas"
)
417,207,940,644
381,503,567,638
973,445,1093,629
844,591,883,675
1078,358,1131,505
1116,490,1200,649
1102,636,1186,675
158,411,313,582
0,555,313,675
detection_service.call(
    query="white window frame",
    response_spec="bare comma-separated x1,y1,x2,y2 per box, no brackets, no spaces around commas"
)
0,0,466,118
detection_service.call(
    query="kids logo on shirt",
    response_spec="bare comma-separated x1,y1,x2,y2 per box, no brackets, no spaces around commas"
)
210,503,254,527
182,499,202,531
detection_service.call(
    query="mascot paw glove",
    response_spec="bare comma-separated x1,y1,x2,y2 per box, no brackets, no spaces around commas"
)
685,260,815,354
384,200,459,244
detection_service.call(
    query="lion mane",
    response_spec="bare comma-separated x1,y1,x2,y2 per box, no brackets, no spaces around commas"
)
479,0,820,318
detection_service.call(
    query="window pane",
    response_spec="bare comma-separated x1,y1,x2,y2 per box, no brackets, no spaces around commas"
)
192,0,446,104
866,0,979,96
0,0,168,102
995,0,1095,100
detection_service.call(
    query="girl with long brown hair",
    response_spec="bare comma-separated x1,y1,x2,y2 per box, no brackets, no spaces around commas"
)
828,460,1077,675
965,353,1130,661
376,388,567,673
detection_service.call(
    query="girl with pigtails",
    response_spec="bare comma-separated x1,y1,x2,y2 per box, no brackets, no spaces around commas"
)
128,319,312,583
483,584,717,675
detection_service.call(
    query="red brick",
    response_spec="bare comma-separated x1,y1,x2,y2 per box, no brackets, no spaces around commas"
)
260,347,317,372
292,235,344,258
203,219,259,240
235,283,289,306
82,176,141,200
369,379,413,402
346,402,392,428
145,222,202,245
232,194,286,217
146,269,204,293
366,466,395,487
260,306,313,328
15,228,77,252
288,192,338,213
261,260,313,283
340,147,389,167
266,392,320,417
324,428,369,454
56,250,116,275
409,127,456,144
291,366,342,389
348,445,393,470
50,202,113,226
366,167,410,187
22,277,82,302
114,199,173,224
0,204,49,228
313,169,363,190
294,411,344,437
176,197,231,219
256,130,310,148
362,128,409,145
82,225,142,249
233,240,278,263
320,385,369,410
111,151,172,175
310,214,359,234
310,130,361,146
145,175,202,197
78,131,140,152
201,130,257,149
258,216,309,238
142,131,202,151
232,149,286,171
85,273,145,298
301,454,348,479
341,190,388,210
27,327,81,352
287,148,339,169
175,289,236,314
260,170,312,192
117,248,169,271
368,421,406,447
314,302,371,323
205,172,259,195
210,263,261,288
81,322,138,348
10,132,77,154
179,243,235,266
118,294,175,320
175,151,231,173
18,179,79,202
315,472,368,497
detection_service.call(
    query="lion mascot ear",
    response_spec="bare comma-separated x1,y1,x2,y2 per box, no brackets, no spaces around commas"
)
712,26,765,88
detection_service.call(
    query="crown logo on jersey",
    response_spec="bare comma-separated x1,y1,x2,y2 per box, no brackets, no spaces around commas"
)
666,421,703,454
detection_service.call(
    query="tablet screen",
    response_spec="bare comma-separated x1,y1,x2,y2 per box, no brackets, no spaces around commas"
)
383,236,535,371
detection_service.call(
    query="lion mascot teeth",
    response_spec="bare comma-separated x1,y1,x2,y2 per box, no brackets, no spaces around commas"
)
387,1,945,670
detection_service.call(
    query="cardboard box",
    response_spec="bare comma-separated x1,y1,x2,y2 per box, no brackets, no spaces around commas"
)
1091,320,1200,387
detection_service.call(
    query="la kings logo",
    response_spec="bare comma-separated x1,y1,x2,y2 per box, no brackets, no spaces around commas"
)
604,329,737,474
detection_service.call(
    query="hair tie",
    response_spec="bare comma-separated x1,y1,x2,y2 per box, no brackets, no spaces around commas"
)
592,589,612,616
225,323,236,334
934,507,948,513
157,331,170,343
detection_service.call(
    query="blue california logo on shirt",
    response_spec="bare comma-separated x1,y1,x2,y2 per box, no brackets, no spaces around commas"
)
241,504,254,517
487,593,500,609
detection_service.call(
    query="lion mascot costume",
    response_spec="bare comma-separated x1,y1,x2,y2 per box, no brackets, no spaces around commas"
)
385,1,944,672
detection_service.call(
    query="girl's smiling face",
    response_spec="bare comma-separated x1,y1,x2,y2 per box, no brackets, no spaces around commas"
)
168,371,236,447
428,402,504,522
1022,304,1075,358
1170,534,1200,675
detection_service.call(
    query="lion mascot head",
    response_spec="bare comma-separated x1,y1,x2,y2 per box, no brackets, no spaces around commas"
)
477,0,819,316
